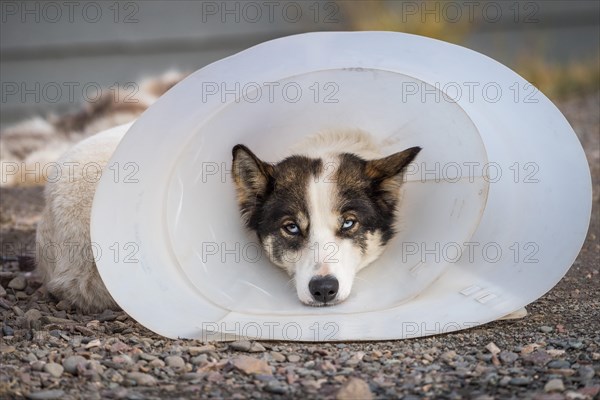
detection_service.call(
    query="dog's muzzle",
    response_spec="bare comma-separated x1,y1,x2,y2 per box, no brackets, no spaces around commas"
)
308,275,339,304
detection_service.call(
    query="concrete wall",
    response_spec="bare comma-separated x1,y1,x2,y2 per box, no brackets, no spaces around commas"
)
1,0,598,129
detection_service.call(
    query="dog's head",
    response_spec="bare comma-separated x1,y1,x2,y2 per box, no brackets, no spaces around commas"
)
232,144,421,306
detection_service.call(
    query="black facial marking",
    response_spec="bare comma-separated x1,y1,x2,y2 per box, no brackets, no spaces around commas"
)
232,146,322,264
335,148,421,248
232,143,421,262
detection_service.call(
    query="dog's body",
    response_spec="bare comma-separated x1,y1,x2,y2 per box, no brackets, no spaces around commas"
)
232,130,422,306
36,125,128,312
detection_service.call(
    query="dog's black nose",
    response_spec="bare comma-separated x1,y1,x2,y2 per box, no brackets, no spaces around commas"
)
309,275,339,303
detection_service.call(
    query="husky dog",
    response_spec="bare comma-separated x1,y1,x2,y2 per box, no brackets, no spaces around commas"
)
232,130,421,306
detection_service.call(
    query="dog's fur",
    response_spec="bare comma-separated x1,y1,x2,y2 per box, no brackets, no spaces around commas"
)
232,130,422,306
35,126,129,312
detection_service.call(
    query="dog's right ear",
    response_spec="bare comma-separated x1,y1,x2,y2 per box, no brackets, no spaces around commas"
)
232,145,274,223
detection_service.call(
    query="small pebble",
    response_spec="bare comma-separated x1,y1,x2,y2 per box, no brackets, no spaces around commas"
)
485,342,501,355
264,380,287,394
25,308,42,321
336,377,373,400
165,355,185,369
55,300,71,311
544,379,565,392
62,355,87,375
8,276,27,290
25,390,65,400
187,345,215,356
2,325,14,336
578,366,595,380
43,363,64,378
440,350,457,362
149,358,166,368
126,372,157,386
270,351,286,362
540,325,553,333
499,351,519,364
31,361,46,371
229,340,266,353
509,377,531,386
548,360,571,369
84,339,101,349
287,354,301,363
231,355,271,375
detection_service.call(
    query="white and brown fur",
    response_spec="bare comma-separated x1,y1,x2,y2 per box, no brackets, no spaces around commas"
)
232,130,421,306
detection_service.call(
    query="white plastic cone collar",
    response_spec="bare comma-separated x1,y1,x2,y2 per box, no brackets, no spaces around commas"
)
91,32,591,341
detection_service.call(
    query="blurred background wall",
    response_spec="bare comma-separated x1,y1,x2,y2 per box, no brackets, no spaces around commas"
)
1,0,599,129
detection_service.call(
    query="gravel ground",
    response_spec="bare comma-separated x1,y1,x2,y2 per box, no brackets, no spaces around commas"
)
1,93,598,399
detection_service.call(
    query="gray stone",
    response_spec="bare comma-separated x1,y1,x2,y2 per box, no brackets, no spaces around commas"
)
336,378,373,400
43,362,64,378
188,345,215,355
265,380,287,394
139,353,157,361
523,350,552,366
24,309,42,322
62,355,87,375
540,325,553,333
500,351,519,364
3,325,14,336
548,360,571,369
26,390,65,400
544,379,565,392
578,366,595,380
509,377,532,386
31,361,46,371
55,300,71,311
231,355,272,375
229,340,266,353
190,354,208,366
165,355,185,369
270,351,286,362
126,372,157,386
287,354,301,362
111,354,134,367
8,276,27,290
103,368,124,383
441,350,457,362
149,358,165,368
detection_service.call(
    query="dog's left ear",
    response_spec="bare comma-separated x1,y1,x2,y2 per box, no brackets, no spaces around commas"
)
231,144,274,226
366,146,422,182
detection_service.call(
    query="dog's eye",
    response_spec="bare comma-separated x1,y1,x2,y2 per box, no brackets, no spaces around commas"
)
341,219,356,230
283,223,300,235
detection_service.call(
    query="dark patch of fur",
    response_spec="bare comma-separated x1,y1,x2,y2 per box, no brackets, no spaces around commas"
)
336,147,421,246
232,144,421,261
232,146,322,264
